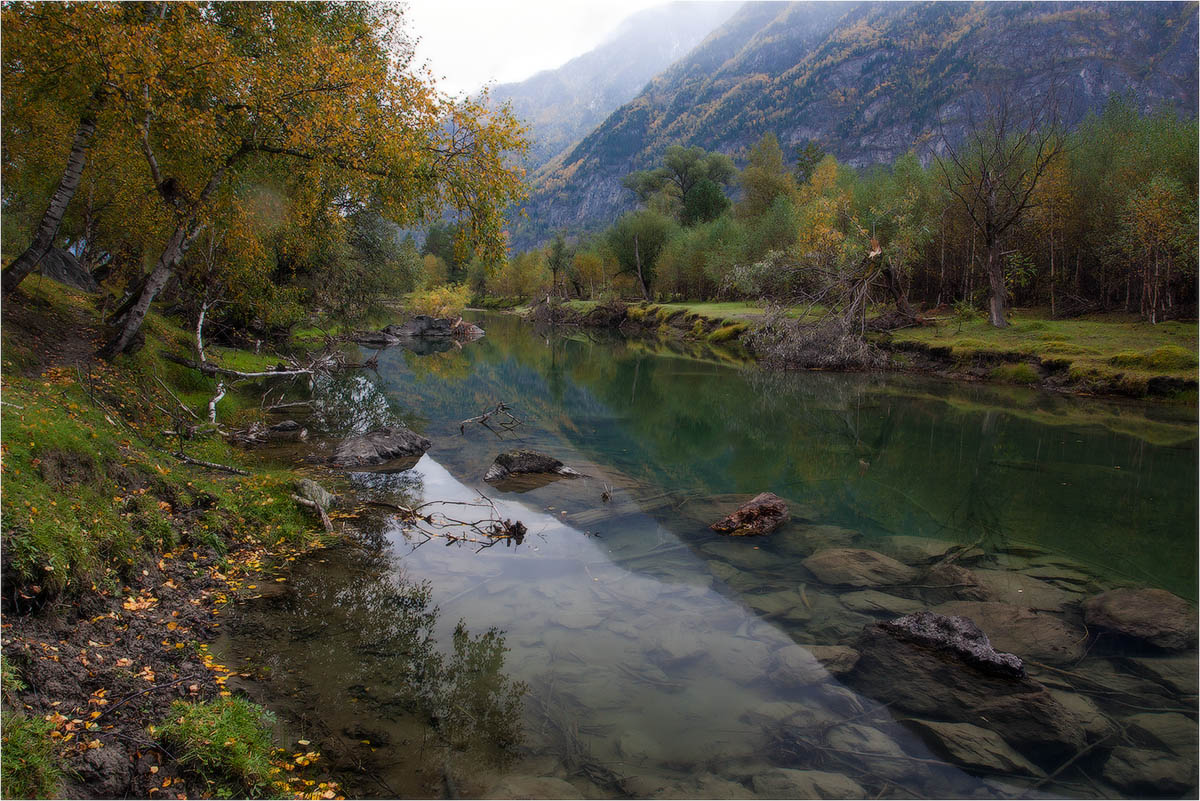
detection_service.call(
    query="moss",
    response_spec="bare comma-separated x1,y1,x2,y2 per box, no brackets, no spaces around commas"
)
1,711,65,799
1038,341,1093,355
157,698,277,798
1109,345,1199,371
691,319,706,337
626,305,648,322
990,363,1040,384
708,322,748,343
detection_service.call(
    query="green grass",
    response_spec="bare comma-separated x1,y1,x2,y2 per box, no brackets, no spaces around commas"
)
1,711,65,799
156,698,278,798
1,282,321,605
891,309,1198,391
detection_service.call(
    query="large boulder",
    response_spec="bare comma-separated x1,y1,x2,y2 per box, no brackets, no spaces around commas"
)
847,612,1087,764
331,426,431,468
484,450,579,483
1083,587,1198,651
709,492,790,536
933,600,1086,664
802,548,918,587
39,247,101,293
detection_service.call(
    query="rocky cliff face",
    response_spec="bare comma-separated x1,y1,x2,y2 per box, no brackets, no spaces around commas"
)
514,1,1198,248
488,2,738,173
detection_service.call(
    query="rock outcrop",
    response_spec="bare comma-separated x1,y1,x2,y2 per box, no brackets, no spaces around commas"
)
484,450,579,483
331,426,431,469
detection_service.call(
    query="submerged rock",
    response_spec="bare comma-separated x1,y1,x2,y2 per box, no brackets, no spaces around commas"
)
331,426,431,468
1101,746,1198,797
841,589,925,617
709,492,790,536
905,719,1045,777
1123,712,1199,757
483,450,580,483
482,776,583,799
1083,587,1198,650
1119,654,1200,696
751,768,865,799
808,645,860,677
848,613,1087,763
932,601,1086,664
802,548,918,587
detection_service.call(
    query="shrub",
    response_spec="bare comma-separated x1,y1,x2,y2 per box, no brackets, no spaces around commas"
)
406,283,471,319
157,698,277,797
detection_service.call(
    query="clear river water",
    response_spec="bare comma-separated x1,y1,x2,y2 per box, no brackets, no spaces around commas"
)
220,312,1198,799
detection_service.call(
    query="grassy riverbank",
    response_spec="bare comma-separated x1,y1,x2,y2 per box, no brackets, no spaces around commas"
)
1,281,345,799
494,297,1197,400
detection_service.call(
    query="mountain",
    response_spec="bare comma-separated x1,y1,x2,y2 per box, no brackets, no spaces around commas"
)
488,2,740,173
517,1,1198,248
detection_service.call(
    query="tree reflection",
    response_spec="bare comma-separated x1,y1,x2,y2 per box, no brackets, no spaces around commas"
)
228,539,528,775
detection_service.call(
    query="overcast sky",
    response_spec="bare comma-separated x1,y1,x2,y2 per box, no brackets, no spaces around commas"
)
404,0,696,97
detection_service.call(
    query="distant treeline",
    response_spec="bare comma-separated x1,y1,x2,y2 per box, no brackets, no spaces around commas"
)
454,98,1196,323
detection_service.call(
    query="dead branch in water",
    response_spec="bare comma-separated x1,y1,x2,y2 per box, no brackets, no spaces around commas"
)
459,402,523,437
368,495,528,551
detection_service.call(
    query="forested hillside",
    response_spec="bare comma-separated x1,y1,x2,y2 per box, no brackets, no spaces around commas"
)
519,1,1199,246
488,1,737,172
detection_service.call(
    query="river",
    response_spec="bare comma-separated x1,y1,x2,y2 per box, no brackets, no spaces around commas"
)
220,312,1198,799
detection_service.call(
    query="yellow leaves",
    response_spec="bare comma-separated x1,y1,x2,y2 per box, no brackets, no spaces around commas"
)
122,594,158,611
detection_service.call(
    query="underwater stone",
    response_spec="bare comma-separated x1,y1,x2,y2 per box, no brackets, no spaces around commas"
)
932,601,1086,664
905,719,1046,778
848,615,1088,764
1101,746,1198,797
802,548,918,587
1083,587,1199,651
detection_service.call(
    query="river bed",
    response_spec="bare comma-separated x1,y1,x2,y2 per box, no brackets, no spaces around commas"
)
219,313,1198,799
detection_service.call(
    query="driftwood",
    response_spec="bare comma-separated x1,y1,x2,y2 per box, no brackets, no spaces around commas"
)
172,451,249,475
368,496,527,552
459,402,523,437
